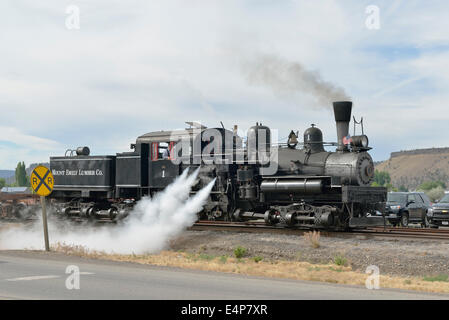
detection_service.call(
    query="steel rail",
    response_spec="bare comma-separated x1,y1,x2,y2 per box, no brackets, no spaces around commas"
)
191,221,449,240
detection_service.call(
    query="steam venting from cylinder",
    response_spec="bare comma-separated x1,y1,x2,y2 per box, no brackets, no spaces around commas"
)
333,101,352,152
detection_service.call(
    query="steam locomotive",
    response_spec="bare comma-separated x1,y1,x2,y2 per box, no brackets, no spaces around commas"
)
48,101,387,230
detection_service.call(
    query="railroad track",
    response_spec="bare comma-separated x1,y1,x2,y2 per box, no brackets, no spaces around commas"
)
364,226,449,240
3,218,449,240
191,220,449,240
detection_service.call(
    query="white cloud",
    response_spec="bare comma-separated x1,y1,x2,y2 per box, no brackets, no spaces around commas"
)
0,0,448,167
0,127,62,168
0,126,60,150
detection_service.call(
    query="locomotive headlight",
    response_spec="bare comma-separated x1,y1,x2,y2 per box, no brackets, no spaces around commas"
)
351,135,369,148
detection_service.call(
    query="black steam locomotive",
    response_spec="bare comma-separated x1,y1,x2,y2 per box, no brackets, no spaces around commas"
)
49,101,387,230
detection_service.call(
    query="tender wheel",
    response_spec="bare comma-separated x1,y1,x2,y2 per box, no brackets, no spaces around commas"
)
400,213,409,227
264,209,276,225
232,209,241,222
108,207,118,220
388,220,398,227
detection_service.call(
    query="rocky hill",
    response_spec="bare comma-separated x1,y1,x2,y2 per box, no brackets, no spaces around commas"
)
0,170,14,179
375,148,449,190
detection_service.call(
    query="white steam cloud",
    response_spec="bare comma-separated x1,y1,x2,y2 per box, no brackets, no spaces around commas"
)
241,53,350,108
0,168,215,254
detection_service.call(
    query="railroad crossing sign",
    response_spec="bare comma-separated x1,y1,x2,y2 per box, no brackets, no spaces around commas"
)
30,165,53,251
30,165,54,197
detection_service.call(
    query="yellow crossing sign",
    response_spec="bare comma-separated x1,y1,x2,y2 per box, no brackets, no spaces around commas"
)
30,165,54,197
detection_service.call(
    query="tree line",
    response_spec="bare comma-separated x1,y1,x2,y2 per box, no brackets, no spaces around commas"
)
0,162,30,189
372,169,447,202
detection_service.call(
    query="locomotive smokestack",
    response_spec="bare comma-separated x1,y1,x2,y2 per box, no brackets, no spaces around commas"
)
333,101,352,152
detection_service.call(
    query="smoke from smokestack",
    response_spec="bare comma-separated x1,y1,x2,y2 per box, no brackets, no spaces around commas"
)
241,53,350,107
0,168,215,254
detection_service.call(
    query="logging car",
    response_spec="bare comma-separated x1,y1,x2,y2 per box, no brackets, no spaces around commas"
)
385,192,432,227
427,193,449,228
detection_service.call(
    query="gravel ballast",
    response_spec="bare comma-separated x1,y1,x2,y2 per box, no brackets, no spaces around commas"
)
170,229,449,277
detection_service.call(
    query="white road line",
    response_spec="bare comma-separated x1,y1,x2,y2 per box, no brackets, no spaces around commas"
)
6,275,60,282
4,272,94,281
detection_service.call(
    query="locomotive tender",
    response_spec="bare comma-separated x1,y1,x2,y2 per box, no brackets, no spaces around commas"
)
49,101,387,230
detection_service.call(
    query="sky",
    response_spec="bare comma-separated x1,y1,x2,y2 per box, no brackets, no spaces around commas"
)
1,0,449,169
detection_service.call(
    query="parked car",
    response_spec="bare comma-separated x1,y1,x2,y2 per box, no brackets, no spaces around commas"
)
427,193,449,228
385,192,432,227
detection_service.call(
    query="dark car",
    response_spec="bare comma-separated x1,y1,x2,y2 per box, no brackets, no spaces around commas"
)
385,192,432,227
427,193,449,228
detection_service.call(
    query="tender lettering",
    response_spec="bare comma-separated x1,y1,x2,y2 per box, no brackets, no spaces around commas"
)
53,169,105,176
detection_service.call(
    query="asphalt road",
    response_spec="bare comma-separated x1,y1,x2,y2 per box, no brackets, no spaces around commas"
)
0,250,447,300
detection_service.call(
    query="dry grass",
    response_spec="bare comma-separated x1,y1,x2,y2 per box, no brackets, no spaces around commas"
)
51,242,449,294
303,231,321,248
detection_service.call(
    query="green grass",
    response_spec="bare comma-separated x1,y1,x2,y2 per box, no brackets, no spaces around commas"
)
307,266,322,272
333,254,348,266
423,274,449,282
185,253,196,261
219,255,228,264
198,253,215,261
234,246,247,259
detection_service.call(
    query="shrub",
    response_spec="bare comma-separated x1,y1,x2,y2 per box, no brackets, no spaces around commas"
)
234,246,247,259
418,180,446,191
253,256,263,263
373,170,391,186
425,186,445,203
333,254,348,266
303,231,321,248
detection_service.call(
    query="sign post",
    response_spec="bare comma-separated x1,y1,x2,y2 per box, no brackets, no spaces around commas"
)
30,165,54,252
40,195,50,251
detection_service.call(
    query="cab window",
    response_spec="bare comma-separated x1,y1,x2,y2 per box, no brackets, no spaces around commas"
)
151,142,175,160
